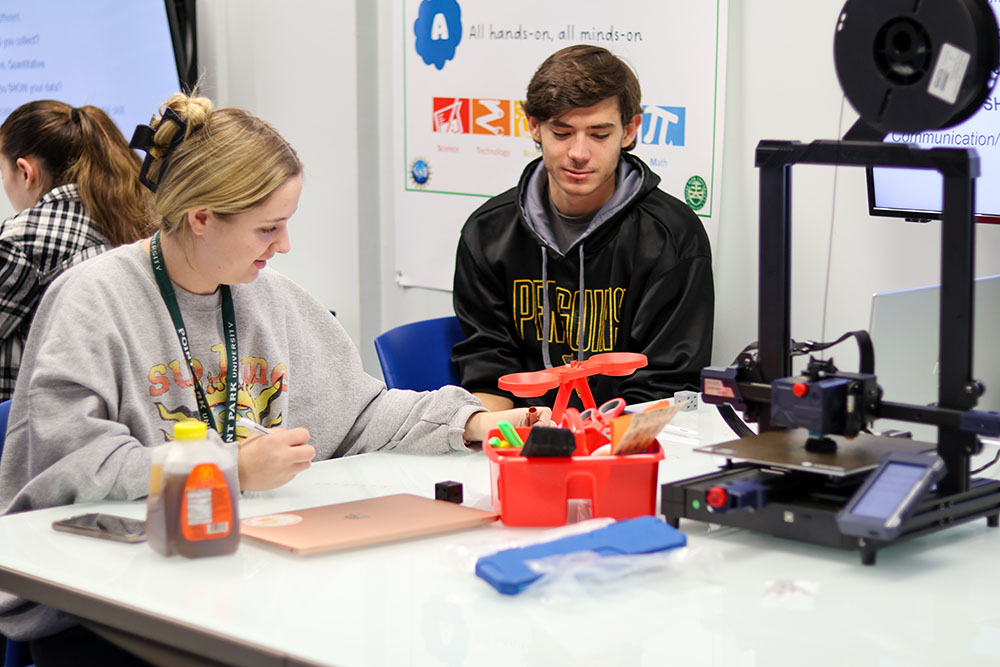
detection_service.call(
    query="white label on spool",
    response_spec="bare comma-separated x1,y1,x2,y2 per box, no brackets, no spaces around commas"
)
928,42,971,105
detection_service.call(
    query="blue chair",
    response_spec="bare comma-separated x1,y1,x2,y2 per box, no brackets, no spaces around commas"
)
374,316,465,391
0,399,31,667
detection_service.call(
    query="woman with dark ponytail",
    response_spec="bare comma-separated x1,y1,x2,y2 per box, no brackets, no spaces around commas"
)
0,100,151,399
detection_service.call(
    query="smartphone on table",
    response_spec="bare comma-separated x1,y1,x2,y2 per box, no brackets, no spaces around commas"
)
51,513,146,543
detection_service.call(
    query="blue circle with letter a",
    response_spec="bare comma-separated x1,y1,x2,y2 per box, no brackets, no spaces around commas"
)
414,0,462,70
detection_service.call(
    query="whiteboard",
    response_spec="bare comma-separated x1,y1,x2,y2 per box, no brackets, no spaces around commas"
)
393,0,728,290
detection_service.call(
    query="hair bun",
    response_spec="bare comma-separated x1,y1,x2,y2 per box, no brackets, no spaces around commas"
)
150,93,214,158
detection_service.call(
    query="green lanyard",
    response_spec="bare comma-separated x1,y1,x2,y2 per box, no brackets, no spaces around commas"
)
149,230,239,442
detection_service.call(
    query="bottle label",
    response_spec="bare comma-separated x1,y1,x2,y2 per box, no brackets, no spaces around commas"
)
181,463,233,541
148,463,163,497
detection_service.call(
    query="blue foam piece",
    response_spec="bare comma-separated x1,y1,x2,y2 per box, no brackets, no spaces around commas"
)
475,516,687,595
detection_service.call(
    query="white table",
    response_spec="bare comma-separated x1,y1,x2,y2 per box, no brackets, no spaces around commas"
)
2,404,1000,666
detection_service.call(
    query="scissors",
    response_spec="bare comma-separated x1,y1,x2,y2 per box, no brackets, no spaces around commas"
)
578,397,626,437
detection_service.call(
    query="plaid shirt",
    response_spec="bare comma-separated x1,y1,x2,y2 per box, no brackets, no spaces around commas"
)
0,184,109,399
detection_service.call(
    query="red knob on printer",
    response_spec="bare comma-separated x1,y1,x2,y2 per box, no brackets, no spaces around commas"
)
706,486,728,509
793,382,809,398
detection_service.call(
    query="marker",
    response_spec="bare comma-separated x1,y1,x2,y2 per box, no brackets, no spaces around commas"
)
496,420,525,448
527,406,540,426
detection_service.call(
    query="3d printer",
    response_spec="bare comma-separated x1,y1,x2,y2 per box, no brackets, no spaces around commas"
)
661,0,1000,564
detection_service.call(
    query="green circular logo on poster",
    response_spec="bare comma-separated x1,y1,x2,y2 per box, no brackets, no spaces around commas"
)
684,175,708,211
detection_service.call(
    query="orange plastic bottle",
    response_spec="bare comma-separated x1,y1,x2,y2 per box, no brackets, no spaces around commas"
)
146,420,240,557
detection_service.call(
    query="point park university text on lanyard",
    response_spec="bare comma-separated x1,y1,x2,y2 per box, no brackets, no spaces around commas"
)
149,230,239,442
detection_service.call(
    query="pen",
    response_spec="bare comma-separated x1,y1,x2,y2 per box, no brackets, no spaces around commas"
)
661,424,698,438
237,417,272,437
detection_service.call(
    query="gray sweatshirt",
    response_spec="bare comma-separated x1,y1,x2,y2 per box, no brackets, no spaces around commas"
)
0,241,484,639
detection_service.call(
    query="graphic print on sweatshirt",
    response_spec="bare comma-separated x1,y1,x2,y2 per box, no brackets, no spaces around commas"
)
146,342,288,441
512,280,626,364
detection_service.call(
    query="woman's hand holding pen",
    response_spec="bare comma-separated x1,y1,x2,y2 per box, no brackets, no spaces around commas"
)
463,406,554,443
237,426,315,491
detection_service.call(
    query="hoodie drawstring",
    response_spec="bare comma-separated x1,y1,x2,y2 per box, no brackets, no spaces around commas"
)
576,244,585,362
541,247,553,369
540,244,587,369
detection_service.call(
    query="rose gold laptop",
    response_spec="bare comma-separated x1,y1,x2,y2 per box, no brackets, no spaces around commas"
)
239,493,498,555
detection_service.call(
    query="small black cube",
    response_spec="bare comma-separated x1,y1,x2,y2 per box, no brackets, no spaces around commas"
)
435,480,463,504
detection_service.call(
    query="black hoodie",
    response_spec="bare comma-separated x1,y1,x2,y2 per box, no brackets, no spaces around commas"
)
452,153,714,407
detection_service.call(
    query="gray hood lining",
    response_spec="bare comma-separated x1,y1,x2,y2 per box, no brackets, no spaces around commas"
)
528,156,643,368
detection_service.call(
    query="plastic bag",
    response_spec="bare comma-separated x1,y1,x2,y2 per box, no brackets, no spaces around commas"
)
518,545,724,598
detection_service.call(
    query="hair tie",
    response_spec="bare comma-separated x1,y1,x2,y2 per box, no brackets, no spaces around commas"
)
70,108,81,125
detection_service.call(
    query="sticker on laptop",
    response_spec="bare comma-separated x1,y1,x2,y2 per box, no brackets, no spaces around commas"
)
242,514,303,528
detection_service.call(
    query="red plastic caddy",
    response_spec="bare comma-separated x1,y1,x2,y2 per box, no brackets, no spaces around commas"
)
484,353,664,526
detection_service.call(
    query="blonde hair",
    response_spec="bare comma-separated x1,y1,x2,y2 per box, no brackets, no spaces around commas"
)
144,92,302,234
0,100,153,245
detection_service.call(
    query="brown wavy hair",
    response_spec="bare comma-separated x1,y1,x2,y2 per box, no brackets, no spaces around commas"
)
523,45,643,151
0,100,152,245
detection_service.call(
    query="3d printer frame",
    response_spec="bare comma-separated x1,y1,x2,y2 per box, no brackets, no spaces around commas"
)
661,139,1000,564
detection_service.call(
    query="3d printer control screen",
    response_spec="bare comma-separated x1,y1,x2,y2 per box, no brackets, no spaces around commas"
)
851,462,927,519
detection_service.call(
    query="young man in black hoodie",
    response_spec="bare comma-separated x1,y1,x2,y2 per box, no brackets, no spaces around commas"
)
452,44,714,411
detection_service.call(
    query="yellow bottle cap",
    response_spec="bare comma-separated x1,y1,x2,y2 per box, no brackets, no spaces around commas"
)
174,420,208,440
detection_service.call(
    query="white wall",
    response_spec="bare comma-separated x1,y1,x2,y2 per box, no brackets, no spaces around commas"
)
197,0,373,368
191,0,1000,380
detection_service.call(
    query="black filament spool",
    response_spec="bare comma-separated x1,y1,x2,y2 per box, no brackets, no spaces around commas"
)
834,0,998,134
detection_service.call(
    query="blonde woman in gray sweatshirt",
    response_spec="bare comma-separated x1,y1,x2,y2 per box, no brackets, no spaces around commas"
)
0,92,546,659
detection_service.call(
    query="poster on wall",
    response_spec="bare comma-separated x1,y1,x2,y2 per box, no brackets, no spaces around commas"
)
393,0,727,291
